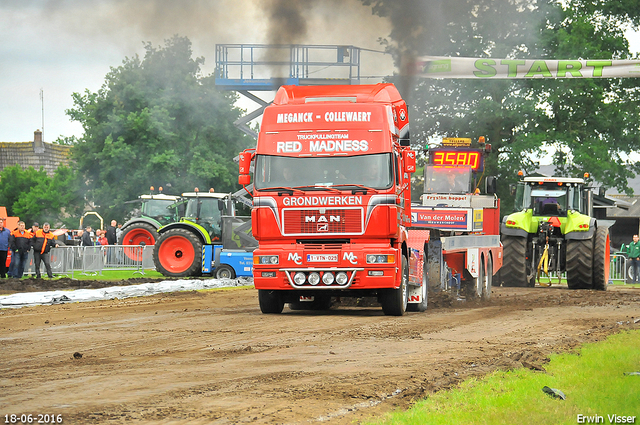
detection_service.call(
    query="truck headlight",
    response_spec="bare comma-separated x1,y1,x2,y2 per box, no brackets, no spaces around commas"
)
293,272,306,285
308,272,320,285
335,272,348,285
366,254,394,264
322,272,334,285
255,255,279,265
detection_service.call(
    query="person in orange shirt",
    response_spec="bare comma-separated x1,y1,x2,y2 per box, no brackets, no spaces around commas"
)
31,222,59,279
8,221,32,279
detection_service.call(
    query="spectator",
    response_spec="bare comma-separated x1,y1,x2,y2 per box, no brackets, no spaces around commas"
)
627,234,640,283
8,221,32,279
97,230,108,246
32,222,58,279
106,220,117,245
81,225,93,247
115,223,123,244
0,218,10,279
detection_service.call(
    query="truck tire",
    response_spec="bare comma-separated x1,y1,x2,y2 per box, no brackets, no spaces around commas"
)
259,290,284,314
407,250,428,312
482,255,493,301
566,238,593,289
592,227,610,291
381,255,409,316
119,222,157,246
153,228,202,277
214,264,236,279
501,236,534,287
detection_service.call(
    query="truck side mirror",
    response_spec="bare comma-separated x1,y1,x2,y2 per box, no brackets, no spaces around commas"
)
239,150,253,175
239,174,251,186
509,183,516,196
485,176,498,194
238,149,254,186
403,150,416,173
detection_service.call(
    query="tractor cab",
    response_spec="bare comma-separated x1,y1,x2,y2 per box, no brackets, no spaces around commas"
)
140,193,183,225
513,177,588,217
180,191,233,242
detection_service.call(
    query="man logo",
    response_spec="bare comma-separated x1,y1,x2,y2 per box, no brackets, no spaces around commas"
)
343,252,358,265
288,253,302,265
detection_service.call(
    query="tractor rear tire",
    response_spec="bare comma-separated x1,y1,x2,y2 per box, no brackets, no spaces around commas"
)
153,228,202,277
381,255,409,316
501,236,533,287
119,222,157,246
566,238,593,289
592,227,610,291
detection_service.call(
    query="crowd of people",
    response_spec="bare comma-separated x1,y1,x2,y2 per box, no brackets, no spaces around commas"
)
0,218,122,280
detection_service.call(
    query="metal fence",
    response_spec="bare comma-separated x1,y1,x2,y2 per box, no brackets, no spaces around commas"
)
610,254,628,283
20,245,155,278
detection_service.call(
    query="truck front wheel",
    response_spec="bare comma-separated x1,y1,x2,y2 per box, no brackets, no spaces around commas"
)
153,229,202,277
381,255,409,316
259,290,284,314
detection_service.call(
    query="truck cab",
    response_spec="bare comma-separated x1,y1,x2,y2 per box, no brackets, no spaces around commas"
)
240,84,416,315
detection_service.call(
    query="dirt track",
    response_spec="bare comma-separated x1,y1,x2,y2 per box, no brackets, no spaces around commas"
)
1,282,639,424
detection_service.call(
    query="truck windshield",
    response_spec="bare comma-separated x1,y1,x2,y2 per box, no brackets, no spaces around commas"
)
254,153,393,190
424,165,472,194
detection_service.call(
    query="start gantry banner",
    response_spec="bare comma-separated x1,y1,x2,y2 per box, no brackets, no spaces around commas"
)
416,56,640,78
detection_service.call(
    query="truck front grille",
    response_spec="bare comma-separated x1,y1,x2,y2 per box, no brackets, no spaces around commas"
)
283,208,363,236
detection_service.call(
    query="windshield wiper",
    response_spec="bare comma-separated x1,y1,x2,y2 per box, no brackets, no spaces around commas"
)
292,185,342,193
258,186,304,195
330,184,378,194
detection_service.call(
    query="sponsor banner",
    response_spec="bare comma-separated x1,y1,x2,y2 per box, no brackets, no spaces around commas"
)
411,207,471,231
422,194,471,208
416,56,640,79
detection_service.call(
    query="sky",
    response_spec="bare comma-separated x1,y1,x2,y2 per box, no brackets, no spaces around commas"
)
0,0,394,143
1,1,639,145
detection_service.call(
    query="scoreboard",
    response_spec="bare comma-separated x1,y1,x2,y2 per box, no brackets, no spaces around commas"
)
428,148,484,172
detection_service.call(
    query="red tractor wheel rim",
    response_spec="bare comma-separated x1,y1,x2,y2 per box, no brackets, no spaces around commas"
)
123,228,155,261
158,235,195,273
124,228,155,246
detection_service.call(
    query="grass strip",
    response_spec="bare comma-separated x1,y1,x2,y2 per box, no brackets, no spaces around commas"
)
372,330,640,425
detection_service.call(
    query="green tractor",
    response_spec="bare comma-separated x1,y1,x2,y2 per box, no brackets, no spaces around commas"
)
152,190,257,278
500,175,610,290
119,189,183,247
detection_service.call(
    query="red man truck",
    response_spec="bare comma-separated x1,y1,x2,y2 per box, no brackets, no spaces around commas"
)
238,84,502,315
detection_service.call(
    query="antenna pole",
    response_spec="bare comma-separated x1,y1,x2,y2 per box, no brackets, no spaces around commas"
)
40,88,44,142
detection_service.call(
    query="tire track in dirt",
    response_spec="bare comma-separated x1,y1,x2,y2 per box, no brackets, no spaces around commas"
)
1,285,638,424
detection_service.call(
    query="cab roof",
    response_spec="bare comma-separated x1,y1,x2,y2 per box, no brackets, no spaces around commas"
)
523,177,584,184
181,192,228,199
273,83,403,105
139,194,180,200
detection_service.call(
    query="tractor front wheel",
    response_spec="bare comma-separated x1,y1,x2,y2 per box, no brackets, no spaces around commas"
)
153,229,202,277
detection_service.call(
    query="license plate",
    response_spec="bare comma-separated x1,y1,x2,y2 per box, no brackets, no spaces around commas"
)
307,254,338,262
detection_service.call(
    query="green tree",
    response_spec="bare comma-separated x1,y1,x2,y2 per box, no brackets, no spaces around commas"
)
0,165,44,220
364,0,640,209
0,165,84,227
67,35,251,222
